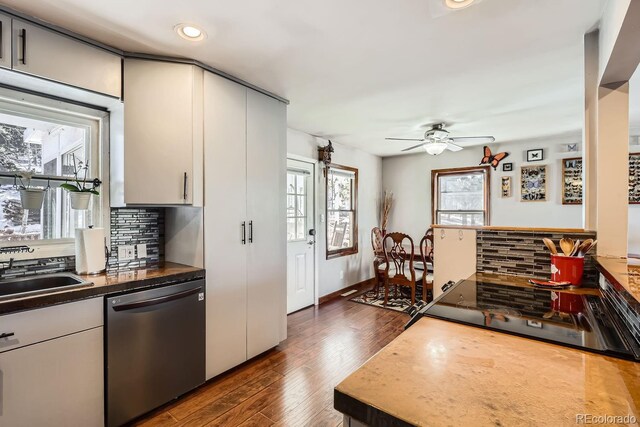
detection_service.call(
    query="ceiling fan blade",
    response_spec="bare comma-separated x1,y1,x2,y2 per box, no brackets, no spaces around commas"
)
449,136,496,144
445,142,464,152
401,142,427,152
385,137,425,142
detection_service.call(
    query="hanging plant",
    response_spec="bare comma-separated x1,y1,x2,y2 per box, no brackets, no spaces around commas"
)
16,170,46,210
60,155,99,210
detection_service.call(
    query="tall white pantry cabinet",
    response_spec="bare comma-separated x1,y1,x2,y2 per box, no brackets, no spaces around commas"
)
202,72,286,378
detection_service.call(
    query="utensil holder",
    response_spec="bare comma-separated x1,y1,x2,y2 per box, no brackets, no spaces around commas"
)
550,255,584,286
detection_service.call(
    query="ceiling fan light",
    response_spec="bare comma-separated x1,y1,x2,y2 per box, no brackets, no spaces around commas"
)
424,142,448,155
444,0,476,9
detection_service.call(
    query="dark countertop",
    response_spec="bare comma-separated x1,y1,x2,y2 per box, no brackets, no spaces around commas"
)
473,271,601,294
0,262,205,315
595,256,640,304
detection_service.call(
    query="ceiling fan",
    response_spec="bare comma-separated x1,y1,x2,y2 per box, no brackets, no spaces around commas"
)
386,123,495,155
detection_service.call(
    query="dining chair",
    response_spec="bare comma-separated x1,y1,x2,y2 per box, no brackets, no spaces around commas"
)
370,227,385,298
382,232,416,306
419,230,434,303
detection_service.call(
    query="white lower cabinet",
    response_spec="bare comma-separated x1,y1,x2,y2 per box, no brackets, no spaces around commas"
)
0,298,104,427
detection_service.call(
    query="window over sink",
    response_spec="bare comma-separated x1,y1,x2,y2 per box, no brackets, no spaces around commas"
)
0,87,109,256
432,166,490,226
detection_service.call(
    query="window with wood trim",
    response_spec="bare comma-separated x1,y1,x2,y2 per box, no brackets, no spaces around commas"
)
326,164,358,259
432,166,490,226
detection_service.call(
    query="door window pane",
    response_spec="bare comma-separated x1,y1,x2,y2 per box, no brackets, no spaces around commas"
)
286,171,308,242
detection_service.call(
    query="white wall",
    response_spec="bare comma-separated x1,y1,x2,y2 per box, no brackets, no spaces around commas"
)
382,137,584,239
599,0,632,83
287,128,382,298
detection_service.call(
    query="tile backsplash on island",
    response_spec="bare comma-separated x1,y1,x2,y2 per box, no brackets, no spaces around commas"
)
476,229,598,283
0,208,165,279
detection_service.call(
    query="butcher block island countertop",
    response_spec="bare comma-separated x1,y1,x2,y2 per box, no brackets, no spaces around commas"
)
334,317,640,427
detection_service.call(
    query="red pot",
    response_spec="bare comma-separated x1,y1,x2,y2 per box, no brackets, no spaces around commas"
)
550,255,584,287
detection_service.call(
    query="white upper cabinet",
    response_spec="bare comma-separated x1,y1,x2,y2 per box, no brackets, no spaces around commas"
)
0,13,10,69
11,19,121,98
123,58,203,205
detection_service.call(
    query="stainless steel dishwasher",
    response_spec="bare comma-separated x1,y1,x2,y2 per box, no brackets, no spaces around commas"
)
105,279,205,427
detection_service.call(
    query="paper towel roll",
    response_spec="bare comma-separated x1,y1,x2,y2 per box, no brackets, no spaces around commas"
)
75,227,106,274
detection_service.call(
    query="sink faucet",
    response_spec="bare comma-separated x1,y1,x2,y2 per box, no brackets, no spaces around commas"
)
0,258,15,280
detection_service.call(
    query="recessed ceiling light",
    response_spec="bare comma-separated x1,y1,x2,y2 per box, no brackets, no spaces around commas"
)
444,0,476,9
174,23,207,41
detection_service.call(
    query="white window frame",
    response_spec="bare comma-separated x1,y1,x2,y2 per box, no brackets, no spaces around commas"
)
0,87,110,261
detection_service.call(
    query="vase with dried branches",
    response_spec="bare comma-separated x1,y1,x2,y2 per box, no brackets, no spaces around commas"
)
380,191,393,235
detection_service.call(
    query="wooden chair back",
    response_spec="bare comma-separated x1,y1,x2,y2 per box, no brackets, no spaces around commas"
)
382,232,415,284
419,229,434,302
371,227,384,258
421,228,434,264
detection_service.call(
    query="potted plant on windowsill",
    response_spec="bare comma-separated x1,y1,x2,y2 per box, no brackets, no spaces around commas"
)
60,156,99,210
17,171,46,210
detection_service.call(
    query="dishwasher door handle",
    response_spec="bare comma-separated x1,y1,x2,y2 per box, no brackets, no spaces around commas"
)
112,287,202,311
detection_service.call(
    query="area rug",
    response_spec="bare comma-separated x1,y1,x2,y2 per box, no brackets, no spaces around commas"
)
350,286,429,315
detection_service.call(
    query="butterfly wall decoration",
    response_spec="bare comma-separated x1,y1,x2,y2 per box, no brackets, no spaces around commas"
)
479,146,509,170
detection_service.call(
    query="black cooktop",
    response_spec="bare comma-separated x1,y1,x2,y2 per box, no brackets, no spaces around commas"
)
406,279,640,361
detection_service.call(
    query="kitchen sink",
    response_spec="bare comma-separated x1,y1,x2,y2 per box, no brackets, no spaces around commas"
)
0,273,94,301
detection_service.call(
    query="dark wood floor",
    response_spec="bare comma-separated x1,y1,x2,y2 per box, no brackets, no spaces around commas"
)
134,294,408,427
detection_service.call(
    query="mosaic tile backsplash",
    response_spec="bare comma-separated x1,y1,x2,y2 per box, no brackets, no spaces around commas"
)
0,207,165,279
107,208,165,270
476,229,598,283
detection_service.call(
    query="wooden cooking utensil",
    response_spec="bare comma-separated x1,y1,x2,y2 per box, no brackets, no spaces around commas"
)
570,239,580,256
559,237,574,256
576,239,593,257
581,240,597,256
542,238,558,255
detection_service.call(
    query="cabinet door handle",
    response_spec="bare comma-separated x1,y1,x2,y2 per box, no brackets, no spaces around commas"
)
0,332,15,339
241,222,246,245
0,21,3,59
19,28,26,65
248,221,253,243
183,172,188,201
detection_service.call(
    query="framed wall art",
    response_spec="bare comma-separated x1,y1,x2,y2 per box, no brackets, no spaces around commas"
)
527,149,544,162
562,157,582,205
631,153,640,204
501,176,512,198
520,165,547,202
502,162,513,172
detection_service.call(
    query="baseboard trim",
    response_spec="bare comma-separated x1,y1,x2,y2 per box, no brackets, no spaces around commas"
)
319,278,376,305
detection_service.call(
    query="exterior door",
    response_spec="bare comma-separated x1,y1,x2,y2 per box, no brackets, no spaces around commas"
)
286,159,316,313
